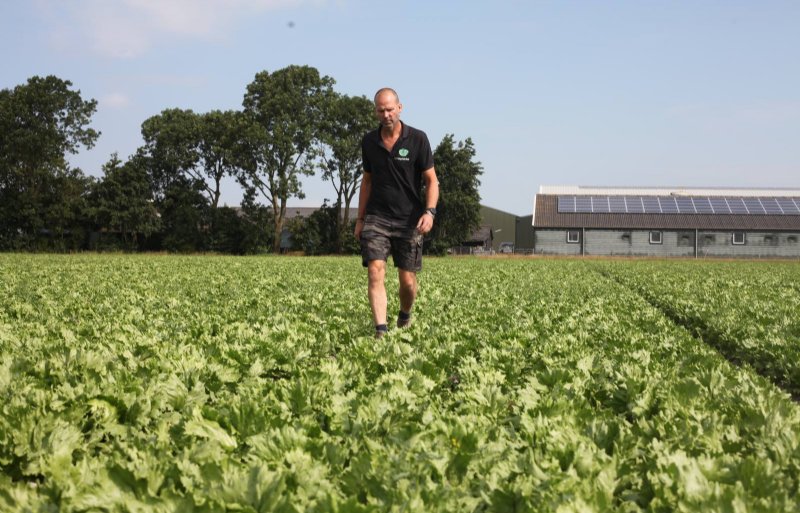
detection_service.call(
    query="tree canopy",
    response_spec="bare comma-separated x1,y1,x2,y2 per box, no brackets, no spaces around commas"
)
239,65,335,252
90,153,161,248
317,93,375,252
0,70,485,255
0,75,99,249
427,135,484,255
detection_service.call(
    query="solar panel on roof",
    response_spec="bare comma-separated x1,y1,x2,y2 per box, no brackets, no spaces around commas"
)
575,197,592,212
557,196,576,213
728,197,748,214
675,197,695,213
709,197,729,214
591,197,610,213
777,198,800,214
660,197,680,213
626,196,645,213
762,197,783,214
555,195,800,215
743,198,765,214
609,197,627,213
642,197,661,213
693,197,714,213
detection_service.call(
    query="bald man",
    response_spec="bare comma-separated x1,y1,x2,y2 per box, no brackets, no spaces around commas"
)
355,88,439,338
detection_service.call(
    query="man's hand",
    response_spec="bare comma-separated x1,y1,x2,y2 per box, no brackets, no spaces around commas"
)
416,212,434,234
354,219,364,240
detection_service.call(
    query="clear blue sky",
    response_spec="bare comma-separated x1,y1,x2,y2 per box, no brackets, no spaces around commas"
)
3,0,799,216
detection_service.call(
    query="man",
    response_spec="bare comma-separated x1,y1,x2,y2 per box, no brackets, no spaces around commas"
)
355,88,439,338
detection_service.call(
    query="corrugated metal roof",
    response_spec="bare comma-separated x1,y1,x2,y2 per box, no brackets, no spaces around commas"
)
533,195,800,230
538,185,800,197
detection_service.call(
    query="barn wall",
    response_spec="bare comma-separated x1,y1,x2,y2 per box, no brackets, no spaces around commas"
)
584,230,695,257
516,215,535,251
533,228,800,258
534,229,582,255
480,206,518,251
698,231,800,258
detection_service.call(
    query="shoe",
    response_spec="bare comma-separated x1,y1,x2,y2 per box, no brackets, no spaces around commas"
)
375,329,388,339
396,314,412,329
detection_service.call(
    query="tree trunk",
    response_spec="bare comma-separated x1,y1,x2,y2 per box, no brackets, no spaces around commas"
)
272,215,283,253
334,198,343,254
341,182,359,254
271,198,287,253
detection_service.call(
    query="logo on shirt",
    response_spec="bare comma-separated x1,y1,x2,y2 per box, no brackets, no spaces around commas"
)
395,148,410,161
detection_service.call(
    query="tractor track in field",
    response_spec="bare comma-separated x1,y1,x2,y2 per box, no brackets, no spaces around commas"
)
592,267,800,403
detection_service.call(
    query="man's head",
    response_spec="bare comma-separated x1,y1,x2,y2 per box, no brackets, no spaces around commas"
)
374,87,402,131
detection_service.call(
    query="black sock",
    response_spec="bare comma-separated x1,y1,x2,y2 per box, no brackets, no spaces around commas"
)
398,310,411,321
376,324,388,333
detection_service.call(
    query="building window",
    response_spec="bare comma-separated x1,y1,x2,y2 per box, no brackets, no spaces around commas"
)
649,231,663,244
621,232,631,242
732,232,746,245
789,236,798,244
567,230,580,244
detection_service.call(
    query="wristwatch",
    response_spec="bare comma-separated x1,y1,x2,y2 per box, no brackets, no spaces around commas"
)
425,208,437,217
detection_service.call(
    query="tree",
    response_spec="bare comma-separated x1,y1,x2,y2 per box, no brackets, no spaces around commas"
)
90,153,161,249
286,201,340,255
238,65,335,252
159,176,209,252
196,110,246,211
141,108,252,249
427,135,483,255
237,188,274,254
140,108,202,202
0,76,99,249
316,93,374,252
42,167,95,251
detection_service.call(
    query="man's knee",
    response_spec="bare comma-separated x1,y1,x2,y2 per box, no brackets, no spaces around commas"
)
398,270,417,291
367,260,386,283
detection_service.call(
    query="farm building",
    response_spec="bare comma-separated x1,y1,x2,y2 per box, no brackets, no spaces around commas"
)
281,204,531,254
532,186,800,258
466,206,535,253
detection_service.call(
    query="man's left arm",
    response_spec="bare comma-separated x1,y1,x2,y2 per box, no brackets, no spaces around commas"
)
417,167,439,234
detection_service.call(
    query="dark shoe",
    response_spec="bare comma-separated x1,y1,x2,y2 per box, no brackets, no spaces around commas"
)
396,314,412,329
375,329,388,339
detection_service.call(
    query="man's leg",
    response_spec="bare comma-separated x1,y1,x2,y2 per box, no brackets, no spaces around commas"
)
367,259,388,328
397,269,417,327
398,269,417,312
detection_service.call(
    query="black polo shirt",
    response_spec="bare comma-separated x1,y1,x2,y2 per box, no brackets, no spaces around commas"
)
362,122,435,223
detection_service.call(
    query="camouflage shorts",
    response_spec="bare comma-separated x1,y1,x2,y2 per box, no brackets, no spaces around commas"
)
360,214,423,272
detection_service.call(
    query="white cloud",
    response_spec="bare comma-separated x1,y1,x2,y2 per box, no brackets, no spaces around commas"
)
41,0,310,59
100,92,131,109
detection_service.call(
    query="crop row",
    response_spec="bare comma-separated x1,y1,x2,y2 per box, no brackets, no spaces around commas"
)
594,260,800,397
1,255,799,512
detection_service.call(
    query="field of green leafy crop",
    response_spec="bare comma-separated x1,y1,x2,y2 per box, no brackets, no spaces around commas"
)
1,255,799,512
595,260,800,398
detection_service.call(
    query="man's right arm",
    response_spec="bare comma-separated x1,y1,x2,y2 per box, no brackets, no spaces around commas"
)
354,171,371,240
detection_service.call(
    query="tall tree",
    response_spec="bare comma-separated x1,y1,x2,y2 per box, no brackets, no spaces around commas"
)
197,110,246,211
239,65,335,252
42,167,95,251
140,109,202,202
90,153,161,249
428,135,483,255
0,76,99,249
159,176,209,252
317,93,374,252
